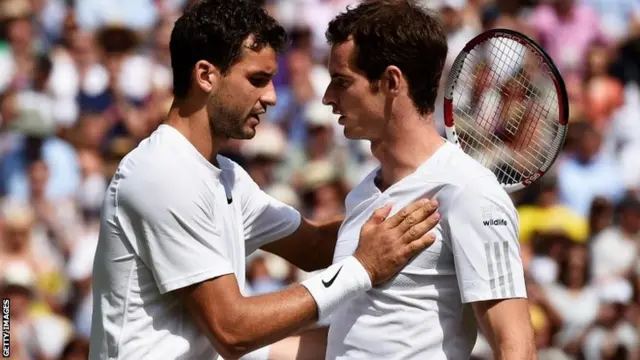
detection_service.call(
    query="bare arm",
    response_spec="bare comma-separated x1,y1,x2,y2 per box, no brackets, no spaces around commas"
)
472,298,536,360
179,274,318,360
261,216,343,272
179,199,439,359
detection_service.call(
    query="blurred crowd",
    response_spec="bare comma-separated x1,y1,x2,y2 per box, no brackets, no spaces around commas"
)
0,0,639,359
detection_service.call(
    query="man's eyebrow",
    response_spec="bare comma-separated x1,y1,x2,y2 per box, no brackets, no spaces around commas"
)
330,72,351,79
250,70,277,77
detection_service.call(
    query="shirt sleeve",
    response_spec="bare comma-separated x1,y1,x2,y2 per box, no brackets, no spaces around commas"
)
445,180,527,303
236,166,301,255
117,173,234,294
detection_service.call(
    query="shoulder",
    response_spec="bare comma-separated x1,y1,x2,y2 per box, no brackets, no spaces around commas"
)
114,139,214,215
448,177,516,217
438,144,498,184
418,146,511,213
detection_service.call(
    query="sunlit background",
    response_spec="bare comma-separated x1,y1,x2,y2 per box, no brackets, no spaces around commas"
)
1,0,639,359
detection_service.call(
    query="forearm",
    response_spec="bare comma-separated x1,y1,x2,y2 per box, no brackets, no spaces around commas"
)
216,285,318,357
307,217,342,270
262,217,342,272
186,257,369,359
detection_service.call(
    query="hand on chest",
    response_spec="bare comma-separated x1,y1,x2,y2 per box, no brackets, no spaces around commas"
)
333,203,454,271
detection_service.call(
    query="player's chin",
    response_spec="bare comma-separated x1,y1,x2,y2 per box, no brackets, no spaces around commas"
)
238,126,257,139
342,125,366,140
238,117,259,139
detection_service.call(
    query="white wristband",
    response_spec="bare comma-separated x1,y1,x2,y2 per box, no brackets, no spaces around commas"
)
301,256,372,320
239,345,271,360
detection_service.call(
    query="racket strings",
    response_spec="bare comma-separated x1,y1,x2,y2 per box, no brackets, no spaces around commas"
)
451,36,561,185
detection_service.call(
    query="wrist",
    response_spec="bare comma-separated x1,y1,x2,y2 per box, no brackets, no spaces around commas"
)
301,256,372,320
352,253,376,284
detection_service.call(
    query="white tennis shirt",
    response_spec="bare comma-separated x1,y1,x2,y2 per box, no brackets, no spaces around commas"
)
89,124,301,360
326,140,527,360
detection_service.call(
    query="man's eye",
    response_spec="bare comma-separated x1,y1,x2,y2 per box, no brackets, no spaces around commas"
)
333,79,349,88
249,77,270,87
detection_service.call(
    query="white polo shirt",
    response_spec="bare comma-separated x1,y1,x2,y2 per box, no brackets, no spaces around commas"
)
326,140,527,360
89,124,301,360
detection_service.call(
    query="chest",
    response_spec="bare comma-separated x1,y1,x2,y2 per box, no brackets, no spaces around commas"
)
207,179,246,285
333,194,455,273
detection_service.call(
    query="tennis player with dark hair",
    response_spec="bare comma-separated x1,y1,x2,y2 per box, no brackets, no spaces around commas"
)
88,1,441,360
272,1,537,359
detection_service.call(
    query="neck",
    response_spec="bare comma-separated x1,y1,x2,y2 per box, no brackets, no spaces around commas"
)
164,98,226,166
371,112,445,190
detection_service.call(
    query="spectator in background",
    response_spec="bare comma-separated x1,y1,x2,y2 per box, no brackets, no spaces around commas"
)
241,122,287,189
437,0,479,72
0,0,36,91
16,54,57,132
581,0,640,41
297,159,348,221
0,88,20,156
0,202,48,290
74,0,159,33
267,25,331,145
582,44,626,133
583,279,638,360
247,255,287,295
556,122,624,217
283,99,359,186
591,195,640,284
58,337,91,360
64,148,104,339
588,197,616,238
543,243,601,358
78,26,150,143
1,263,43,360
518,175,590,281
531,303,571,360
1,0,640,358
527,0,609,80
0,131,80,203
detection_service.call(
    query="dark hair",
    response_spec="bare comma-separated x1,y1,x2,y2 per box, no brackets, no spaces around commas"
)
35,54,53,76
326,0,448,114
170,0,287,98
97,26,139,54
557,243,591,288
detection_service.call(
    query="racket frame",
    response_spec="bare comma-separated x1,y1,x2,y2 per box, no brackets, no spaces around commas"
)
443,28,569,193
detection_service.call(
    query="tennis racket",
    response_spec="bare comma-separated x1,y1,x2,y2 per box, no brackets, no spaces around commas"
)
443,28,569,193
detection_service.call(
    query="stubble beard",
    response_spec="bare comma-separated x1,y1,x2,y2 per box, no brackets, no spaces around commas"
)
208,94,255,140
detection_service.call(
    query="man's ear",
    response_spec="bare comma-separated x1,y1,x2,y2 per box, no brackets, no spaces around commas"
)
381,65,404,97
193,60,221,94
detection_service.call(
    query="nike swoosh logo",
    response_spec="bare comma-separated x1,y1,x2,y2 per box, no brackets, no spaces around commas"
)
322,266,343,288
